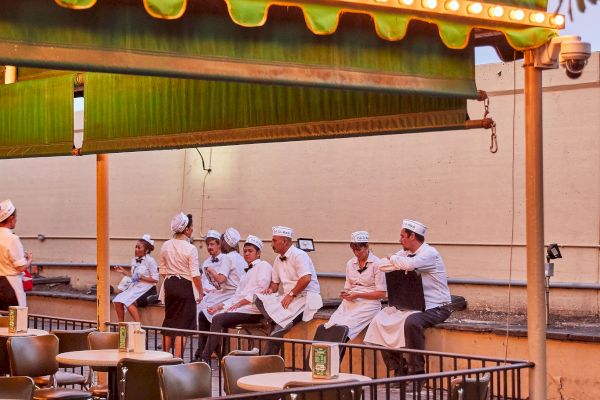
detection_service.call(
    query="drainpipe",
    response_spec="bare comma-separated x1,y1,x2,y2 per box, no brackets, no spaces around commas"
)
524,49,547,400
4,66,16,84
96,154,110,331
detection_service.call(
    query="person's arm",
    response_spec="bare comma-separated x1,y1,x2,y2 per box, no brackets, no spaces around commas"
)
193,276,204,302
9,239,31,273
189,248,203,302
207,255,230,284
344,290,386,301
262,281,280,294
281,274,311,309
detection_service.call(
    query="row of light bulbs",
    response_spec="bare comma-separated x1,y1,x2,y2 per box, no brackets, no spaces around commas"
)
373,0,565,28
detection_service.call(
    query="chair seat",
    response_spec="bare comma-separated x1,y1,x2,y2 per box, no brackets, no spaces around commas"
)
33,387,91,400
34,375,52,387
90,384,108,397
56,371,87,386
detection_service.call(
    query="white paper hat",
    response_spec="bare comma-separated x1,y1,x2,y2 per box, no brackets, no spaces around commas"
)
351,230,369,243
224,227,241,247
205,229,221,241
140,234,154,246
170,212,189,233
245,235,263,251
402,219,427,236
0,199,15,223
272,226,293,238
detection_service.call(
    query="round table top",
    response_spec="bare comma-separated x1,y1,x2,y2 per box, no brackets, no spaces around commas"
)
56,349,173,367
237,371,371,392
0,327,48,337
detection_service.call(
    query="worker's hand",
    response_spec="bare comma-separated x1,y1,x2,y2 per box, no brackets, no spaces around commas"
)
281,294,293,309
196,293,204,303
261,287,273,295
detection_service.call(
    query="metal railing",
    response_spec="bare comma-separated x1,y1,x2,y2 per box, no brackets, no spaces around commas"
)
16,313,532,399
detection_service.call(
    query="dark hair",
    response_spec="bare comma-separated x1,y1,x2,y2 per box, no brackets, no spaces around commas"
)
140,239,154,253
185,214,193,229
205,237,220,245
350,243,368,249
244,243,261,252
405,228,425,243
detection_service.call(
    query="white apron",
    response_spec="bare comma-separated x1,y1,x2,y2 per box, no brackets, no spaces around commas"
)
255,292,323,327
197,288,236,322
364,307,419,348
6,274,26,307
324,298,382,340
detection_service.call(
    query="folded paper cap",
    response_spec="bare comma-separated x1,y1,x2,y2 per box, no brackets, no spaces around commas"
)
351,230,369,243
224,227,241,247
272,226,293,238
205,229,221,241
170,212,189,233
245,235,263,251
140,234,154,246
402,219,427,236
0,199,15,223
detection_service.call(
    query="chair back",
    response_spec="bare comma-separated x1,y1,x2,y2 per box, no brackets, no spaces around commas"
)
0,376,35,400
117,357,183,400
0,315,9,327
158,362,211,400
450,373,491,400
52,328,96,366
0,336,10,375
228,347,259,356
222,354,285,395
88,331,119,349
283,380,361,400
7,334,60,377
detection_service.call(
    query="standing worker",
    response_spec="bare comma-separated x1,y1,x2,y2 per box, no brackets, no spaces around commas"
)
0,199,32,310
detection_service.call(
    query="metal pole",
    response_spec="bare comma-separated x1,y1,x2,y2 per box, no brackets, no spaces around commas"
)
4,66,16,84
96,154,110,331
524,50,547,400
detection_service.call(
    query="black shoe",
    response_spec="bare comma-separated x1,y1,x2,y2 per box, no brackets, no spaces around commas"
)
270,322,293,337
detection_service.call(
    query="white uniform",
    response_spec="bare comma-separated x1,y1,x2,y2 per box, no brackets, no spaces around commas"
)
113,255,159,307
198,250,246,321
325,252,386,340
364,242,450,348
0,227,28,307
200,254,223,294
255,246,323,327
217,259,272,314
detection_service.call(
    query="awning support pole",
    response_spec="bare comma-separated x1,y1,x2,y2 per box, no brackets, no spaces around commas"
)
96,154,110,331
524,49,547,400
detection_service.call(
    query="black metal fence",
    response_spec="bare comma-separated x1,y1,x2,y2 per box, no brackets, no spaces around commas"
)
19,313,532,399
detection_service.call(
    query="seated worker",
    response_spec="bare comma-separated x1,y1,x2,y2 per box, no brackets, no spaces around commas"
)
255,226,323,355
113,234,159,323
197,235,272,363
324,231,386,341
196,227,246,354
365,219,452,377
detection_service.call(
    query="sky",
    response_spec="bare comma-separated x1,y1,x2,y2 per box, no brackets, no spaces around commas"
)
476,0,600,63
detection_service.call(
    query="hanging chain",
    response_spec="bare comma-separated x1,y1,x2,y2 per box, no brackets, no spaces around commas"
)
483,96,498,154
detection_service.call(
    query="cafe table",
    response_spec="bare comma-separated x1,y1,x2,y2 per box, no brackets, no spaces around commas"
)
0,327,48,337
237,371,371,392
56,349,173,400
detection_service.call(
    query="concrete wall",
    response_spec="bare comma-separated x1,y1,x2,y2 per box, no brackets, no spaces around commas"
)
2,53,600,315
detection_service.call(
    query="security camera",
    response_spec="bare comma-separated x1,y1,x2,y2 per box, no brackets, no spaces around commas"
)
559,40,592,79
534,35,592,79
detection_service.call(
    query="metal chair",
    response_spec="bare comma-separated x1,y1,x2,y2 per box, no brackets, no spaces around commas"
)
228,347,259,356
304,324,349,370
221,354,285,395
450,373,491,400
0,376,35,400
157,362,211,400
87,331,119,399
50,328,96,389
7,334,91,400
117,357,183,400
283,379,361,400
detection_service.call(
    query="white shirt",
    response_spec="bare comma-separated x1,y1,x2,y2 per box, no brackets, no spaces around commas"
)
385,242,451,310
130,255,159,291
344,252,386,294
222,259,273,314
200,253,223,292
272,246,320,294
216,251,246,291
0,227,27,276
158,238,200,281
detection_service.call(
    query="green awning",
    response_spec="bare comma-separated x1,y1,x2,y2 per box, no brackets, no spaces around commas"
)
82,72,469,154
0,74,75,159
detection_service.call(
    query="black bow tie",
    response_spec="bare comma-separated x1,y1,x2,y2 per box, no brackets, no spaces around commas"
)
408,254,416,258
244,263,253,272
211,257,219,263
357,266,367,274
279,256,287,262
135,257,144,263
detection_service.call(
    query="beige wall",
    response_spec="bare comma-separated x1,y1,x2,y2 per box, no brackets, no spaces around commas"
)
2,53,600,314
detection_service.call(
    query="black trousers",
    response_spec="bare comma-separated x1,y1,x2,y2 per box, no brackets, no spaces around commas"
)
201,312,262,359
381,305,452,374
